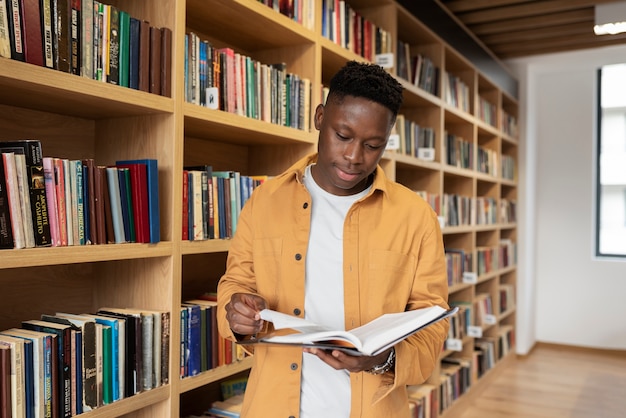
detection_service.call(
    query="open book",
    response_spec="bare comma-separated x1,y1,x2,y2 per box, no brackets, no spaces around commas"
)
239,305,458,356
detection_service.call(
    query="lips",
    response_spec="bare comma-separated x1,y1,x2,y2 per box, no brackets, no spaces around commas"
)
336,167,361,182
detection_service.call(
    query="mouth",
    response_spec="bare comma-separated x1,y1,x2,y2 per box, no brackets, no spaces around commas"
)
336,167,361,182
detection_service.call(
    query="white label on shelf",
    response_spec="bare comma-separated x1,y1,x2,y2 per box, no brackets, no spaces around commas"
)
386,134,400,150
418,147,435,161
205,87,219,109
437,216,445,229
446,338,463,352
484,314,497,325
375,53,394,69
467,326,483,338
462,272,478,284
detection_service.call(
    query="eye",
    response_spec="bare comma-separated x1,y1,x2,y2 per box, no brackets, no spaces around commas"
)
365,143,383,150
336,132,349,141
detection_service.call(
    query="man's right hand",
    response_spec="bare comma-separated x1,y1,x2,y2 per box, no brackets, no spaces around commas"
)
225,293,268,335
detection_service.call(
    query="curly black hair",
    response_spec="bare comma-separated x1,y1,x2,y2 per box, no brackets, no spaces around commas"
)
328,60,404,117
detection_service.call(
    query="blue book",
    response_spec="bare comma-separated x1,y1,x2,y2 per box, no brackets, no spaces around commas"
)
116,159,160,243
129,17,140,90
182,304,201,377
180,306,188,377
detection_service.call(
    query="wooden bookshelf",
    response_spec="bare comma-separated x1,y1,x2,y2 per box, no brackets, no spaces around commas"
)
0,0,518,416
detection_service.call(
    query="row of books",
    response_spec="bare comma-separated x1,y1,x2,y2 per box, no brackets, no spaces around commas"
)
0,0,172,96
321,0,393,62
443,71,471,113
499,284,516,314
501,154,516,181
183,167,267,241
477,146,498,177
256,0,315,31
440,194,499,228
184,33,312,132
476,239,517,276
445,248,473,287
0,140,160,249
502,111,519,138
397,42,440,96
445,132,474,170
0,308,169,418
180,297,248,379
447,303,471,341
477,96,498,127
500,199,517,223
391,114,436,161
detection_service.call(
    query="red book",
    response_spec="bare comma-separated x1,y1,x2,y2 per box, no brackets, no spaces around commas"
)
182,169,188,240
116,163,149,243
20,0,44,65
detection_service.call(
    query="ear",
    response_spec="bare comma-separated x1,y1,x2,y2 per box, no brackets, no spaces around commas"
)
314,104,324,130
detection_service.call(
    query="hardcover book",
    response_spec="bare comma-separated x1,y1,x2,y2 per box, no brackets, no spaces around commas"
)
114,162,150,243
20,0,44,66
242,306,458,356
2,152,26,249
0,154,14,249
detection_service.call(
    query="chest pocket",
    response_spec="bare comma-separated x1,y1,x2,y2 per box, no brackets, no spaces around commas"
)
252,237,283,299
368,249,416,312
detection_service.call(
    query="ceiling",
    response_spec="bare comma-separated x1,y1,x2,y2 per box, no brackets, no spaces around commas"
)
437,0,626,60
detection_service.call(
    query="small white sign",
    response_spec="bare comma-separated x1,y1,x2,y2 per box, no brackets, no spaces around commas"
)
375,53,394,69
386,134,400,150
205,87,219,109
462,272,477,284
484,314,497,325
418,148,435,161
446,338,463,352
467,326,483,338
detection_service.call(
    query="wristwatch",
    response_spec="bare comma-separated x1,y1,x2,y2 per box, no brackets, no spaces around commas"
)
365,348,395,375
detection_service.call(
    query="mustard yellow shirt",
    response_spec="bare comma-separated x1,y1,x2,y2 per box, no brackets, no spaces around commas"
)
217,153,449,418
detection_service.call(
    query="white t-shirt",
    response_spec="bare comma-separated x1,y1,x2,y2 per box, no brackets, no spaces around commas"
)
300,164,371,418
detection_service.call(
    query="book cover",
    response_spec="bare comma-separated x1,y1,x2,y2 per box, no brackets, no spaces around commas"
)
105,167,125,243
0,343,12,418
22,319,72,417
117,9,129,87
106,4,118,85
185,165,214,239
54,0,71,72
6,0,25,61
20,0,44,66
0,1,11,58
53,158,68,246
69,0,79,74
0,335,26,418
47,313,97,411
128,16,139,89
148,25,161,94
42,157,60,247
160,26,171,97
80,314,119,402
114,162,149,243
116,167,134,242
60,159,73,246
81,158,96,245
137,19,149,92
243,305,458,356
181,304,201,377
72,160,84,245
2,152,26,249
116,159,159,243
93,165,106,245
80,0,93,77
0,154,14,249
1,328,50,418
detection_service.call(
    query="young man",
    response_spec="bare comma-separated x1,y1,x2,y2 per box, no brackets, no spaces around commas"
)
217,61,449,417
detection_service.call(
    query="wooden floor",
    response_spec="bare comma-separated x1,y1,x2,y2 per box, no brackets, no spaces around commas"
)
457,343,626,418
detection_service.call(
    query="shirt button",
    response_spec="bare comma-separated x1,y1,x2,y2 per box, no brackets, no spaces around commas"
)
295,253,302,261
289,416,295,418
293,308,301,316
290,363,298,370
303,202,309,209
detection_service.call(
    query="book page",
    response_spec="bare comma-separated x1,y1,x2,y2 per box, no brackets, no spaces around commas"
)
259,309,331,333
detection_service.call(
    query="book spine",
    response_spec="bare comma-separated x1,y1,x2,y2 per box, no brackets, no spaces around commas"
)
138,19,149,92
55,0,71,72
181,170,188,240
7,0,25,61
160,26,171,97
21,0,44,65
0,155,14,248
118,10,129,87
2,153,25,248
0,1,11,58
69,0,79,74
148,25,161,94
62,159,73,246
107,5,118,84
128,16,139,89
80,0,93,77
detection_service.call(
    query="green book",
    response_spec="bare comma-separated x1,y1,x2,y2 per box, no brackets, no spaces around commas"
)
101,325,112,404
118,10,131,87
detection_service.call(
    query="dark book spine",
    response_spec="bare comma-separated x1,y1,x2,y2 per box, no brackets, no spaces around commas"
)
160,26,171,97
128,16,139,89
69,0,79,74
148,25,161,94
54,0,70,72
7,0,25,61
107,5,118,84
138,19,149,92
160,312,169,385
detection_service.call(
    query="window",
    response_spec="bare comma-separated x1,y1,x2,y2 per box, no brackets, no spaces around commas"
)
596,64,626,257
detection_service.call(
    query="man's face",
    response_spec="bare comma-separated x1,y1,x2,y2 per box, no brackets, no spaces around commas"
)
312,95,394,196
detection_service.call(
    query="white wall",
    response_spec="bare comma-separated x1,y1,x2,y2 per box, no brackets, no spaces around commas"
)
507,44,626,352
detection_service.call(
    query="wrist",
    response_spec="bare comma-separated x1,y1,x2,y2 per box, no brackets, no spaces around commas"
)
365,347,395,375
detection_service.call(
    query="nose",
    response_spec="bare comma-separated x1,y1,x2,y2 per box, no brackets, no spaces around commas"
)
344,141,364,164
